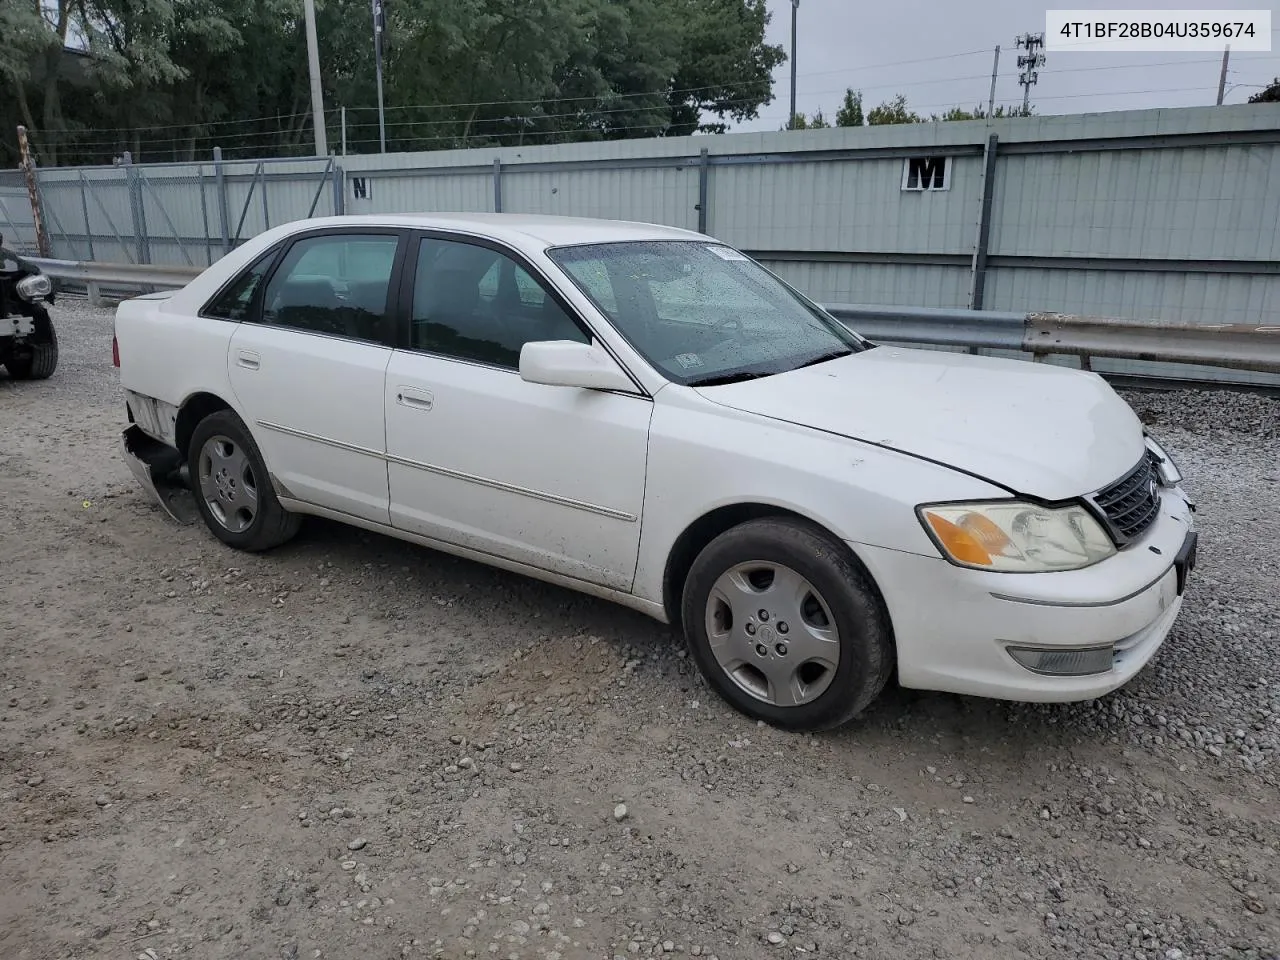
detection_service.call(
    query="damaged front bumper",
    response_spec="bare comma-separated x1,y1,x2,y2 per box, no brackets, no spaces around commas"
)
121,425,197,523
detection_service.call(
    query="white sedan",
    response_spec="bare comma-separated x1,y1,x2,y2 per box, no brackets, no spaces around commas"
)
113,213,1198,731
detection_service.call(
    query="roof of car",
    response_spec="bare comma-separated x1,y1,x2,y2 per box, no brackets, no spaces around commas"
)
294,212,710,248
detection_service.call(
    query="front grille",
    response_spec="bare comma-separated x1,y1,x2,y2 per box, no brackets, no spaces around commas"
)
1091,453,1161,543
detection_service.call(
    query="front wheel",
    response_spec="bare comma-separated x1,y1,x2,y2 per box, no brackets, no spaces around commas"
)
3,306,58,380
680,517,895,731
187,409,301,551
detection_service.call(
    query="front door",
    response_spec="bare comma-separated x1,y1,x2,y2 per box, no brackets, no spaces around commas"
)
227,229,404,524
384,234,652,591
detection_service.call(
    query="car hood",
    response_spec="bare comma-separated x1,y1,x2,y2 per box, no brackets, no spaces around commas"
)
693,346,1146,501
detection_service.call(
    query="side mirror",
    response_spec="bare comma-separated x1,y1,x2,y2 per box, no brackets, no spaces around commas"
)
519,340,636,392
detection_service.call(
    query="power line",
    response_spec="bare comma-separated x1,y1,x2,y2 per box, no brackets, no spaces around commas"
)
29,45,1003,136
33,45,1280,146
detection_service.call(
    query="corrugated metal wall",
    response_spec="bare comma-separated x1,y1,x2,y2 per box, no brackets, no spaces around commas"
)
0,170,38,251
20,104,1280,341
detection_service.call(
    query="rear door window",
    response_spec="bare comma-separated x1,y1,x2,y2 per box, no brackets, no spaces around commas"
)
261,234,400,343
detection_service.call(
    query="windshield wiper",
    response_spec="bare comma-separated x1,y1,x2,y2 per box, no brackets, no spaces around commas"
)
686,370,770,387
792,348,853,370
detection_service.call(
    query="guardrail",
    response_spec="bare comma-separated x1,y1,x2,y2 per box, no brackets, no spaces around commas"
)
826,304,1280,376
28,257,203,305
26,258,1280,379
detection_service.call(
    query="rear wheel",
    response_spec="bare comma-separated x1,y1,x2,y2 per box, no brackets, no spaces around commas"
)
680,517,895,731
3,306,58,380
187,409,300,551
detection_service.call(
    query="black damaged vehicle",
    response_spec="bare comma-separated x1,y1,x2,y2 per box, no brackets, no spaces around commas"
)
0,233,58,380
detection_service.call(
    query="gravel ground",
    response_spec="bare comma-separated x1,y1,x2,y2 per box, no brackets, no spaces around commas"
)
1,300,1277,960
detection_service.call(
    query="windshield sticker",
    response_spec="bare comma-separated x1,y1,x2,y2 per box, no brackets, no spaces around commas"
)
705,245,750,262
674,352,703,369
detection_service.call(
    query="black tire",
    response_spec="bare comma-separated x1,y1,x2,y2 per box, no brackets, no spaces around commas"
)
187,409,301,552
680,517,895,732
3,307,58,380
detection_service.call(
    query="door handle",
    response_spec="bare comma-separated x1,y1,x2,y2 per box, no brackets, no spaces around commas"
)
396,386,434,411
236,350,261,371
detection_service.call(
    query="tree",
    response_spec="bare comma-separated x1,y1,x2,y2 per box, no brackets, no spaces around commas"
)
0,0,786,165
866,93,921,126
1248,78,1280,103
930,103,1035,122
835,88,863,127
663,0,785,136
0,1,60,152
785,108,829,129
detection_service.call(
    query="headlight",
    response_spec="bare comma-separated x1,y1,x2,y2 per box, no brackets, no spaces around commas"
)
1144,434,1182,485
16,274,51,301
917,500,1116,572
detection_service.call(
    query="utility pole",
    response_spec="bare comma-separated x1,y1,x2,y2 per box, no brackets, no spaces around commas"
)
372,0,387,152
303,0,328,156
987,45,1000,117
16,126,50,257
1216,46,1230,104
1015,32,1045,114
789,0,799,129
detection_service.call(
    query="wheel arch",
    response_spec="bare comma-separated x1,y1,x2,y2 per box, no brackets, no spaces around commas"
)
660,502,894,638
175,390,236,457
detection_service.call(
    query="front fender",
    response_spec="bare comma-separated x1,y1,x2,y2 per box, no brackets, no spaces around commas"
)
631,390,1007,607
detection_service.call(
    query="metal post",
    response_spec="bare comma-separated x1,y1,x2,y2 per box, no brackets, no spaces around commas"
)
968,134,999,315
341,106,348,156
788,0,799,129
259,162,270,230
213,146,231,254
697,148,710,234
493,157,503,212
123,150,150,263
198,165,213,265
304,0,328,156
307,157,334,217
332,163,345,215
78,171,95,260
987,45,1000,118
372,0,387,152
1216,46,1230,105
16,126,50,257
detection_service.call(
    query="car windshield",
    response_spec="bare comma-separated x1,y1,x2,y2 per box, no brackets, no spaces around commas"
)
546,240,866,386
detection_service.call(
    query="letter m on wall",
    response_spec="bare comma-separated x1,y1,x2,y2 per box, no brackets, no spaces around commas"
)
901,156,950,191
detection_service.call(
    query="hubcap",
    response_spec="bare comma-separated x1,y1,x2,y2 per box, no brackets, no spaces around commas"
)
704,561,840,707
197,435,258,533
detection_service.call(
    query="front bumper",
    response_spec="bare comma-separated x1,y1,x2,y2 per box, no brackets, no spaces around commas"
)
854,486,1197,702
2,314,36,337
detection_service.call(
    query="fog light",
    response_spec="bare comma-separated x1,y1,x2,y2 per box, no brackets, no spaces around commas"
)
1006,644,1114,677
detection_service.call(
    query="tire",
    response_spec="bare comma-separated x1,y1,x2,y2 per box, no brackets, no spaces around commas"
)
187,409,301,551
680,517,895,732
3,307,58,380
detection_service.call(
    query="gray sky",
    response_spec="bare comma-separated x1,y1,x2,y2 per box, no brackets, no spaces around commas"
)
732,0,1280,131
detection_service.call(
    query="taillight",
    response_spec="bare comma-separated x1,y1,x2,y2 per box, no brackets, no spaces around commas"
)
112,336,120,367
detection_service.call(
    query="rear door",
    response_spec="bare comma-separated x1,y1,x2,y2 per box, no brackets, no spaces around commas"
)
227,228,406,524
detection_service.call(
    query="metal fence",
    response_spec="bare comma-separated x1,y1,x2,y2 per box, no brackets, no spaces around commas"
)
8,103,1279,384
24,152,341,268
0,171,36,247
